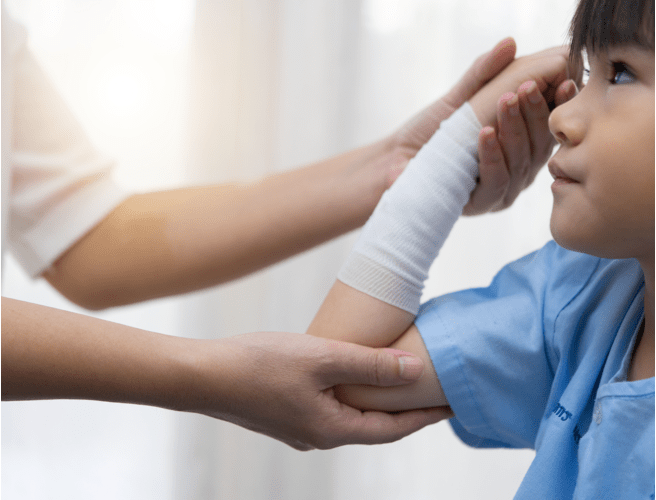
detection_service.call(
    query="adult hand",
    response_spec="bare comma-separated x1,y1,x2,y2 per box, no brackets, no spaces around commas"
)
468,45,582,128
187,332,453,451
2,299,449,451
386,37,518,184
385,38,582,216
458,45,583,214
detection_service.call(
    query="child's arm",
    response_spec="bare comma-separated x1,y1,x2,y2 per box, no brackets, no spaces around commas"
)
307,45,581,412
310,282,445,411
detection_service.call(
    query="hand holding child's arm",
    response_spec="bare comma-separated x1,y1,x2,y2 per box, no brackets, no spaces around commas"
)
2,297,451,449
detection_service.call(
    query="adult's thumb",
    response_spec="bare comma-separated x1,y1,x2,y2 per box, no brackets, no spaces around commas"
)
385,348,425,381
321,342,425,387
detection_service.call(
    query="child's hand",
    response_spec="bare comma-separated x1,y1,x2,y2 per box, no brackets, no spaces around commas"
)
390,37,517,169
387,39,582,217
464,78,579,215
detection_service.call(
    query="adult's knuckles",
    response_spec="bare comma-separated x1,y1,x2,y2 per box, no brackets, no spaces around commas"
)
369,350,387,386
365,349,399,386
321,344,390,386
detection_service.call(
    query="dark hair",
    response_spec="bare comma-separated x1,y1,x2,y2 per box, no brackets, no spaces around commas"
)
569,0,655,64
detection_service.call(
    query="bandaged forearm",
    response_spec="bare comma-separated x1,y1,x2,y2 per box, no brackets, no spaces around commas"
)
338,103,481,314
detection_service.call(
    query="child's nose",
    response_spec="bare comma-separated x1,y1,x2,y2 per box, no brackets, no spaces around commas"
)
548,97,585,147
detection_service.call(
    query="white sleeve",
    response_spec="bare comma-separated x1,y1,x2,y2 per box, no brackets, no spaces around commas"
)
6,41,132,278
337,103,481,314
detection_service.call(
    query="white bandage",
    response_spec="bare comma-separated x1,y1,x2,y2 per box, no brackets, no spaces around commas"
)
338,103,481,314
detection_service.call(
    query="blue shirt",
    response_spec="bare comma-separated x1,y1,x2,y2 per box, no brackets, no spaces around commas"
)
416,241,655,499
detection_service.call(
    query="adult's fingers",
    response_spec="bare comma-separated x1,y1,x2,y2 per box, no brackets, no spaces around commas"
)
318,341,425,388
554,79,579,107
322,405,454,448
567,51,585,89
395,37,517,150
440,37,517,114
530,45,580,89
544,48,582,106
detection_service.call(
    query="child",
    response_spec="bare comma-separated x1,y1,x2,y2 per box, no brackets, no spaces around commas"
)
308,0,654,497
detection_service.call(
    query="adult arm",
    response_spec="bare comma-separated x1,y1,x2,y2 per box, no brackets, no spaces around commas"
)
307,45,582,412
2,39,569,449
1,297,453,450
42,38,535,311
42,141,399,310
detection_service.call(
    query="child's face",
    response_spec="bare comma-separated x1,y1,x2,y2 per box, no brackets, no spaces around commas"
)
548,45,654,261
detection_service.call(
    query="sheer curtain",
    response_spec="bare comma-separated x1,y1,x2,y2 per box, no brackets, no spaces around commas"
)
2,0,576,498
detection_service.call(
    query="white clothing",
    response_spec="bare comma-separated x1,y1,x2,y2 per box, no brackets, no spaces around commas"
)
1,10,130,279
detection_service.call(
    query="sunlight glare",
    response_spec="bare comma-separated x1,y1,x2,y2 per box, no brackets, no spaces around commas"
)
122,0,196,48
97,68,147,119
362,0,417,34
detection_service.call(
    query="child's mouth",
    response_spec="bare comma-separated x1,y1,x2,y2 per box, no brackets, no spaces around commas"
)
548,160,578,189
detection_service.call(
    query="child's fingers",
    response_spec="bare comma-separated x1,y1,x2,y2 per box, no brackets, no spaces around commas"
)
516,80,556,186
496,91,532,209
463,127,509,216
554,79,579,107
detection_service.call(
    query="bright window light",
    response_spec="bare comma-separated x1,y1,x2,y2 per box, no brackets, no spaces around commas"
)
98,69,147,118
362,0,417,34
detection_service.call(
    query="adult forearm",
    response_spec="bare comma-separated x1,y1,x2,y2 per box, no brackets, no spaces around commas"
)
44,139,396,309
1,297,202,408
2,297,450,447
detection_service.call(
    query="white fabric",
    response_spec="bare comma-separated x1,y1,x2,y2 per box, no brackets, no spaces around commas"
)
1,9,130,278
338,103,481,313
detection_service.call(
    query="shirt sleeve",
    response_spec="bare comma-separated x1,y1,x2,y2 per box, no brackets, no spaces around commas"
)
6,41,131,278
415,241,599,449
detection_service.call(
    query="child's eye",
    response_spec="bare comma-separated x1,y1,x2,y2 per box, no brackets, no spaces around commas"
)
609,62,635,84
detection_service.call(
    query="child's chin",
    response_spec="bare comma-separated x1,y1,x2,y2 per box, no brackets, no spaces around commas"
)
550,218,576,250
550,225,631,260
549,219,596,256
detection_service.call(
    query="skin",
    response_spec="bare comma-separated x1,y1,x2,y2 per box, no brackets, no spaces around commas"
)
2,297,451,451
43,38,522,311
310,44,655,415
308,45,582,412
3,38,565,449
548,44,655,380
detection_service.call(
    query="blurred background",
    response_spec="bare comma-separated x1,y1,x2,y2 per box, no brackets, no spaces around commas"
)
2,0,577,498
